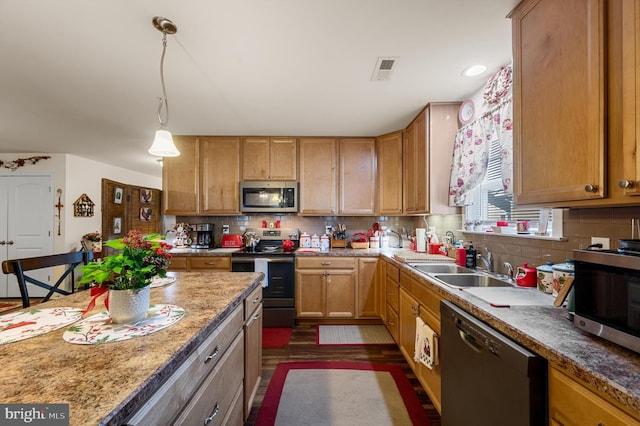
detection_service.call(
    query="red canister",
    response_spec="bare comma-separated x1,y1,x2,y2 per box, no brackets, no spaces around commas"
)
516,262,537,287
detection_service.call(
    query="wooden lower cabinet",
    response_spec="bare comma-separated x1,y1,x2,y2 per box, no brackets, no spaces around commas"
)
384,259,400,341
125,305,245,425
548,365,639,426
244,285,263,420
168,256,231,272
295,257,357,319
398,270,443,414
357,257,379,318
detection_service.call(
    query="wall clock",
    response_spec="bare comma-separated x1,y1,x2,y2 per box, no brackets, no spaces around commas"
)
458,98,475,125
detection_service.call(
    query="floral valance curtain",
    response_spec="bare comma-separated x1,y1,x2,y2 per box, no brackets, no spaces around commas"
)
449,66,513,206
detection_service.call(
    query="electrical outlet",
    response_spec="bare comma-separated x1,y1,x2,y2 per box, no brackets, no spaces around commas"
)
591,237,610,250
222,225,230,235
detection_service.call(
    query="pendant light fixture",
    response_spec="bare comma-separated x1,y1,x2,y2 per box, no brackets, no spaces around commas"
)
148,16,180,157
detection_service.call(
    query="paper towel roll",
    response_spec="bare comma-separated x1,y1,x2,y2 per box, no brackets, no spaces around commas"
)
416,228,426,252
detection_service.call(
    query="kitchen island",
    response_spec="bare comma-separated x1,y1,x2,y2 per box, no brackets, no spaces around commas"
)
0,271,262,426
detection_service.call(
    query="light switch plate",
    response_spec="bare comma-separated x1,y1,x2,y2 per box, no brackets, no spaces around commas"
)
591,237,610,250
222,225,230,234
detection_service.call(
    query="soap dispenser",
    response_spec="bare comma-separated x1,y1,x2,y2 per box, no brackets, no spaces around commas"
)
465,242,477,269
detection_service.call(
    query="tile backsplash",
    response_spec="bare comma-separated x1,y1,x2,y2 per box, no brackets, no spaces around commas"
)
171,205,640,272
460,206,640,274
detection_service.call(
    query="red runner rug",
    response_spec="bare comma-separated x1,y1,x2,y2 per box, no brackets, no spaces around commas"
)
262,327,292,349
255,361,430,426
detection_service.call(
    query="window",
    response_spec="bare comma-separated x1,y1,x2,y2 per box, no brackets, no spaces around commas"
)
464,138,562,236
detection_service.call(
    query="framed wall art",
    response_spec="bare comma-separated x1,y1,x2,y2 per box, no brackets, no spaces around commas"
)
141,188,152,204
114,187,123,204
113,217,122,234
140,207,152,222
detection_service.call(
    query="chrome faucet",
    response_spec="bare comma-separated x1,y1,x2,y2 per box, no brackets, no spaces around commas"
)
476,247,494,272
386,228,403,248
503,262,514,280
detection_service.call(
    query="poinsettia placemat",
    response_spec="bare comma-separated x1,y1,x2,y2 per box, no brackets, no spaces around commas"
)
63,304,185,345
0,307,82,345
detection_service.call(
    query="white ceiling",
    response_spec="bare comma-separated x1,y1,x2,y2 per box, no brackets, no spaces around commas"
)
0,0,518,177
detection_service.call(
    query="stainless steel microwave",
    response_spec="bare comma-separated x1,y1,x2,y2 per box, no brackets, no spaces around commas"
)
573,249,640,354
240,181,298,213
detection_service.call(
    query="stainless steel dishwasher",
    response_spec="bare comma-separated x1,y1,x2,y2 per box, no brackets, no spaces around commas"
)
440,301,546,426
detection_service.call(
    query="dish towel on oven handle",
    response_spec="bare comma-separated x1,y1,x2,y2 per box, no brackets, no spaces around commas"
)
254,258,268,288
414,316,438,369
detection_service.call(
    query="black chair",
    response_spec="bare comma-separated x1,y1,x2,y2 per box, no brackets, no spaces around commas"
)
1,251,94,308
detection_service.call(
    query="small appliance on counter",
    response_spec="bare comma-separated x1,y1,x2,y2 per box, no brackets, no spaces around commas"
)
191,223,214,249
221,234,243,248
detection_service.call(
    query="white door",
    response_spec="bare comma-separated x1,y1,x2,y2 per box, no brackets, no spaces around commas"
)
0,175,54,298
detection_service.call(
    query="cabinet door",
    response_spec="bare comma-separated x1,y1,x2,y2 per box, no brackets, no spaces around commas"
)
620,0,640,197
511,0,606,204
269,138,297,180
414,112,428,212
200,137,241,214
326,269,356,318
403,122,417,212
241,138,270,180
548,365,638,425
244,303,262,420
357,258,379,318
298,138,337,215
295,269,326,318
398,287,418,370
338,138,376,215
162,136,199,215
377,132,403,215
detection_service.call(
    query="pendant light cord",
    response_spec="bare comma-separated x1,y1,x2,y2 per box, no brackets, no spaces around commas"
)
157,31,169,128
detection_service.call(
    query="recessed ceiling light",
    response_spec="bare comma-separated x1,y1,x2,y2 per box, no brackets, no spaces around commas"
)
462,64,487,77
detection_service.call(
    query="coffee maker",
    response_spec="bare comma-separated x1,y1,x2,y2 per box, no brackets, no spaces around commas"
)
192,223,214,249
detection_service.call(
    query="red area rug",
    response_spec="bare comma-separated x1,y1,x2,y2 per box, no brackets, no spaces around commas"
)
262,327,292,349
255,361,430,426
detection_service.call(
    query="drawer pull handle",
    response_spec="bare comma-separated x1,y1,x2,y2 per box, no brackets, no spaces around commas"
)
321,261,331,265
253,296,260,304
204,403,220,424
204,346,220,363
205,261,217,265
388,320,395,326
253,313,261,320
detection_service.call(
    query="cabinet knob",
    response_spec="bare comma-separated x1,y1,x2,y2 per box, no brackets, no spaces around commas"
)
6,240,14,245
618,179,635,189
584,184,598,193
0,241,5,245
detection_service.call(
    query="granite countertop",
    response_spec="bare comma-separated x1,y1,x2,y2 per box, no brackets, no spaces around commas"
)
0,272,263,426
387,255,640,418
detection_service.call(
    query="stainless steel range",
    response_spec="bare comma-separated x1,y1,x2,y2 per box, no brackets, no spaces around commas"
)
231,228,299,327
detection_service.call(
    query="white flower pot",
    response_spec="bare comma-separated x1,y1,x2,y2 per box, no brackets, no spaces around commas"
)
108,286,150,324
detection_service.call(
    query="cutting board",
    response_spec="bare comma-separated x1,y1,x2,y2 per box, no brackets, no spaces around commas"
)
463,287,554,307
393,251,454,263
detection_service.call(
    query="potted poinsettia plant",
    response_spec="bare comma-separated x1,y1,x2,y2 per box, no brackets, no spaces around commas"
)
77,230,173,323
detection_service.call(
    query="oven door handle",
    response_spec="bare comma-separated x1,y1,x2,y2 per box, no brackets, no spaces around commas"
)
262,257,294,263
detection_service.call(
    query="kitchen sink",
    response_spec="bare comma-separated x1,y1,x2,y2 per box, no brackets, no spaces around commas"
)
408,263,475,274
432,273,514,288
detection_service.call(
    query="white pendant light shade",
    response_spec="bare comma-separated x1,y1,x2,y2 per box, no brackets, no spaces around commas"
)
149,129,180,157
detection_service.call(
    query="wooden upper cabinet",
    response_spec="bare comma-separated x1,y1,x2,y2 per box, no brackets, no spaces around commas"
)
298,138,337,215
404,103,460,215
339,138,376,215
241,137,297,180
510,0,606,205
162,136,199,215
377,131,403,215
618,0,640,197
200,136,241,215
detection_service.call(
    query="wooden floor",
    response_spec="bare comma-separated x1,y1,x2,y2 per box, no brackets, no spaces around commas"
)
245,325,441,426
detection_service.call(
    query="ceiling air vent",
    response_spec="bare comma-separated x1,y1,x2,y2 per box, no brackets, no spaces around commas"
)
371,56,399,81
